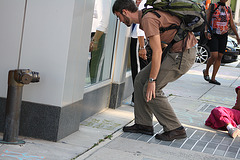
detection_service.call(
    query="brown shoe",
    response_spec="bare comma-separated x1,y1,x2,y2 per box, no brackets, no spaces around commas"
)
123,124,154,135
155,127,187,141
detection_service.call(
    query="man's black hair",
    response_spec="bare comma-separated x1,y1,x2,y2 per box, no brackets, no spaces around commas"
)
112,0,138,14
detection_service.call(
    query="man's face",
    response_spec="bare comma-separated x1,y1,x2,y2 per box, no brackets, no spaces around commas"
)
115,11,132,27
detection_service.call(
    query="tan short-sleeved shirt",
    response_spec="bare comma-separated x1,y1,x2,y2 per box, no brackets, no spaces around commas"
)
139,10,197,53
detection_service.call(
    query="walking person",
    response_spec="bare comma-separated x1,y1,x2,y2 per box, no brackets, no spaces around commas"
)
112,0,197,141
205,86,240,138
203,0,240,85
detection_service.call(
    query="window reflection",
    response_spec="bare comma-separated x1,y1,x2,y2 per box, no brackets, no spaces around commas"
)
86,0,112,86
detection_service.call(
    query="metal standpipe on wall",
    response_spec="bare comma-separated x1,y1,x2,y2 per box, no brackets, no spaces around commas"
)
0,69,40,144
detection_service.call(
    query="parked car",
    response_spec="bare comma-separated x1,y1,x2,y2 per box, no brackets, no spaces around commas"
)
195,35,239,64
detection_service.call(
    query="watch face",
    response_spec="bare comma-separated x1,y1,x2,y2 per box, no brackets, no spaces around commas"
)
149,78,154,82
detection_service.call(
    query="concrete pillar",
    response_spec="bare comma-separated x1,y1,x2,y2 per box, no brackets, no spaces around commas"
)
109,21,131,109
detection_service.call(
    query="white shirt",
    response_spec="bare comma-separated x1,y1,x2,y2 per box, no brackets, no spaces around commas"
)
91,0,111,33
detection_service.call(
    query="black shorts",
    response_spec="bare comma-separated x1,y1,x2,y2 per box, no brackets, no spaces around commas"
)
207,33,228,53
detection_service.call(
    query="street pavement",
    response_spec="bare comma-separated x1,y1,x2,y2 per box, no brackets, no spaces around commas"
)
0,61,240,160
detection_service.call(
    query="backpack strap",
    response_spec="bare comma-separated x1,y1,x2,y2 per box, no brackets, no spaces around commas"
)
160,24,179,33
142,8,161,18
161,39,176,63
226,6,230,13
208,3,220,33
142,8,186,67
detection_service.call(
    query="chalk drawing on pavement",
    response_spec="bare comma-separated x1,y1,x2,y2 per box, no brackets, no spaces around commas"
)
0,150,45,160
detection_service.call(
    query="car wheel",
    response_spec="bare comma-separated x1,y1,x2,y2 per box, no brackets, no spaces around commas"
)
195,45,210,64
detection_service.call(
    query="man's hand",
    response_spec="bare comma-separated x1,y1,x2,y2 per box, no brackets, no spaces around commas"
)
139,48,147,60
89,41,93,52
89,41,98,52
146,82,156,102
145,34,162,102
205,32,211,40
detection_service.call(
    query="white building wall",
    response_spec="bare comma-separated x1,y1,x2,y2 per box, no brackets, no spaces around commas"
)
0,0,25,97
0,0,95,107
62,0,94,106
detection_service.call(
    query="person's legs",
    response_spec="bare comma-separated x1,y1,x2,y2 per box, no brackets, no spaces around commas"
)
204,34,227,85
130,37,138,83
210,33,227,84
204,51,217,76
90,34,105,83
130,37,138,102
150,48,196,131
134,63,153,126
124,48,196,140
203,34,218,82
123,63,154,135
211,52,223,81
153,48,196,141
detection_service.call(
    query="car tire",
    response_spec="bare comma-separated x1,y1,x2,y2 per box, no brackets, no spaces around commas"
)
195,45,210,64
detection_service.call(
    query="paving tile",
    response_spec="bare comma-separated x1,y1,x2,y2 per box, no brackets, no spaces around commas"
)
235,151,240,159
153,124,163,133
121,132,131,138
213,144,228,156
225,146,239,158
205,105,216,113
148,138,161,144
159,140,172,146
210,134,225,143
198,103,209,112
181,139,197,150
190,130,206,140
185,128,196,138
137,134,152,142
142,158,155,160
170,138,187,148
127,133,142,140
122,127,240,159
221,136,233,146
231,137,240,148
200,132,215,142
202,142,218,154
191,140,208,152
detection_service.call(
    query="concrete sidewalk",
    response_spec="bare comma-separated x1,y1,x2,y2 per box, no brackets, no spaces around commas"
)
0,63,240,160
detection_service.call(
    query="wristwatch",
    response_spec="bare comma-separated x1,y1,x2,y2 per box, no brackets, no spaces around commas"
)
149,78,156,83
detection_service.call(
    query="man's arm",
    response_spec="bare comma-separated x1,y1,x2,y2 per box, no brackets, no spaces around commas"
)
146,34,162,102
138,36,147,60
89,30,104,52
229,8,240,44
205,4,212,40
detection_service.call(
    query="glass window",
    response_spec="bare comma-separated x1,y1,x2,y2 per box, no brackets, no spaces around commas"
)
85,0,117,86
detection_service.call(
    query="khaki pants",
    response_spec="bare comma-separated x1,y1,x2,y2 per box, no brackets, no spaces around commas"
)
134,47,196,131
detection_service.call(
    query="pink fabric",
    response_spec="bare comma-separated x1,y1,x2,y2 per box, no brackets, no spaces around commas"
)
205,86,240,129
235,86,240,94
233,86,240,110
205,106,240,129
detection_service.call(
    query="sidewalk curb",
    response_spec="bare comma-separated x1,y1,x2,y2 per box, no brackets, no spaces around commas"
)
74,129,124,160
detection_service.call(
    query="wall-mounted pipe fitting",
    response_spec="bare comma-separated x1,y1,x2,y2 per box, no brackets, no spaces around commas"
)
0,69,40,145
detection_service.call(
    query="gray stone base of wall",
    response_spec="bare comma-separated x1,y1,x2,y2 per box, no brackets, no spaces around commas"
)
0,84,111,142
109,82,125,109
